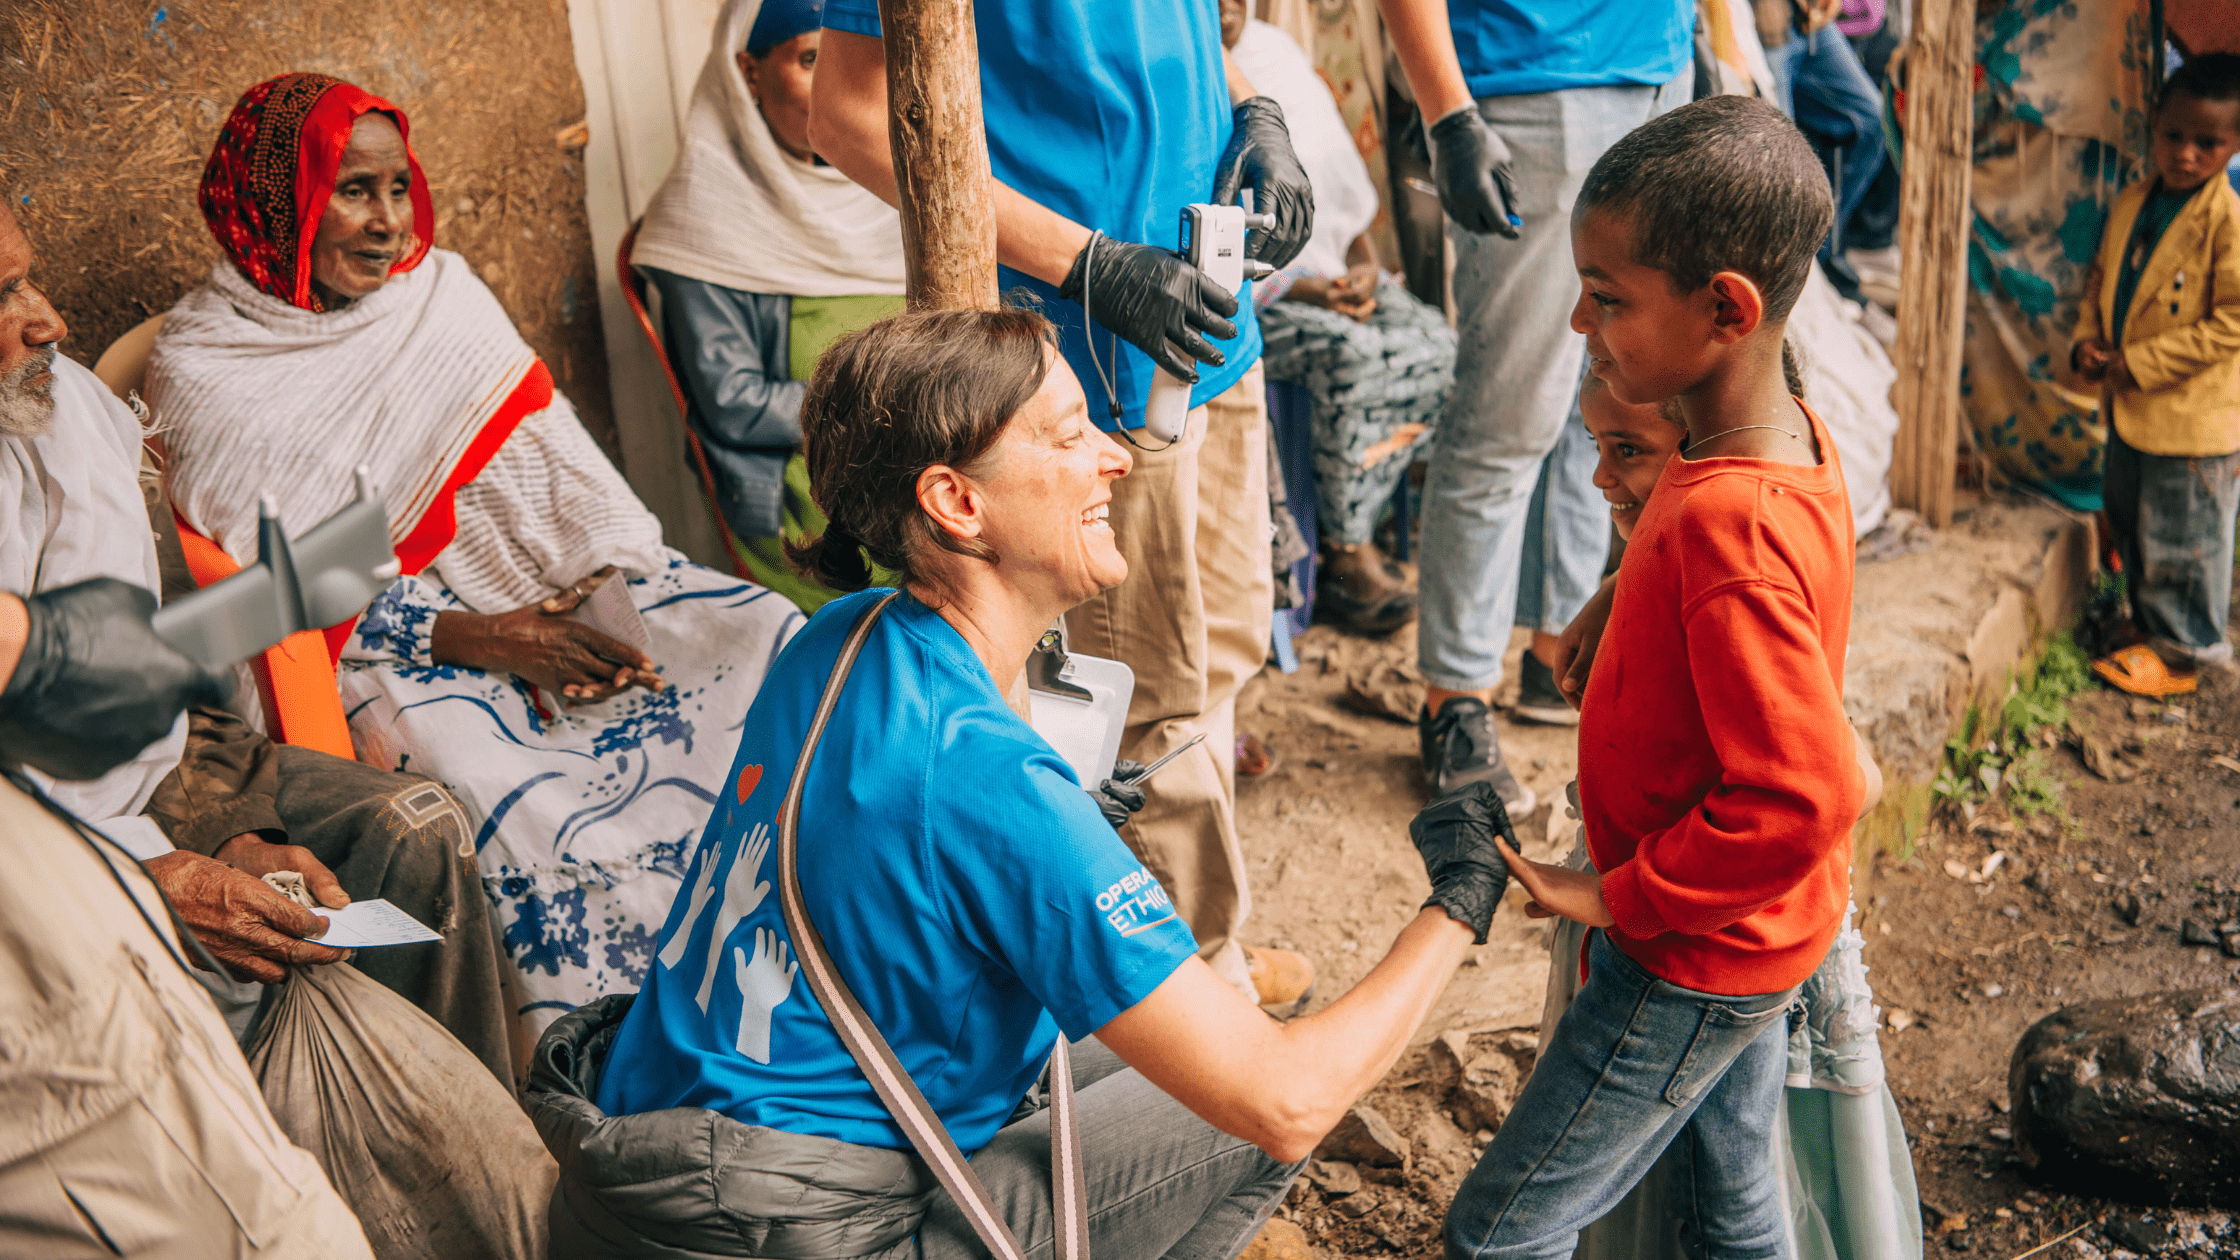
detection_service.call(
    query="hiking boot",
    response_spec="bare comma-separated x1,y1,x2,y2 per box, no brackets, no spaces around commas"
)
1245,945,1315,1011
1512,653,1580,726
1418,697,1537,817
1315,542,1416,635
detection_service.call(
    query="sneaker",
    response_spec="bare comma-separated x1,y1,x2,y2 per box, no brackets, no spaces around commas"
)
1417,697,1537,817
1244,945,1315,1010
1511,653,1580,726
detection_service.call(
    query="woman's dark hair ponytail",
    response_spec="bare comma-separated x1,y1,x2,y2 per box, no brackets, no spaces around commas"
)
786,519,876,593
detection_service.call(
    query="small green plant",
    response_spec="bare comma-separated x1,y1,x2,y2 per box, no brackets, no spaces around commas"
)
1930,632,2092,825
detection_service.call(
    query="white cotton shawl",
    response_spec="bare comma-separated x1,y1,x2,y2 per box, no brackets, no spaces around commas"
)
148,249,668,615
1232,20,1381,281
629,0,907,297
0,355,187,826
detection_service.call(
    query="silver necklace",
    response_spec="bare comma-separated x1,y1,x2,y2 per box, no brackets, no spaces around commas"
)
1685,422,1801,452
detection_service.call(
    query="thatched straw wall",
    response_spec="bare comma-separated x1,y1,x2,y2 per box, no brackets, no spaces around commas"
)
0,0,615,449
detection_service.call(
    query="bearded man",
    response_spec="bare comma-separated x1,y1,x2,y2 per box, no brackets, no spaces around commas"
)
0,202,512,1082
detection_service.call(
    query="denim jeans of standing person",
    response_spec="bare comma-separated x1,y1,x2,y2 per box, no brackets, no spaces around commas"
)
1516,391,1610,638
1418,69,1691,696
2104,429,2240,668
1445,932,1802,1260
1765,26,1885,270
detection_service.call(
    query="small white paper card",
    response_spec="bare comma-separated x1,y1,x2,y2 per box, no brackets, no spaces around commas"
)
312,899,444,948
570,575,652,657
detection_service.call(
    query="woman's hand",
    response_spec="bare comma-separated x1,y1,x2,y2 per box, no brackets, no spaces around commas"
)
431,569,664,705
1494,835,1615,927
1552,575,1617,707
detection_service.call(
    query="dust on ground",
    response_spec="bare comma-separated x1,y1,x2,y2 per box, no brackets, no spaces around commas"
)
1238,614,2240,1260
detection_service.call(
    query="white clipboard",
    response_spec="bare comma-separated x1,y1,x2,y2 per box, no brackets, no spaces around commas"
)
1028,651,1135,787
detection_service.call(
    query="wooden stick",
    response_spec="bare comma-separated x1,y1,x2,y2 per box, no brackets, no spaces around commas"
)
1888,0,1973,527
877,0,998,311
2006,1220,2092,1260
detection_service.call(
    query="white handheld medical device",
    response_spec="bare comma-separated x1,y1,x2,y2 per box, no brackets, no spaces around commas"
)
152,468,401,666
1141,201,1276,443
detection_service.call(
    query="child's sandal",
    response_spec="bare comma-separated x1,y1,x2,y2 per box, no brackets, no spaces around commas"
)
2090,643,2198,697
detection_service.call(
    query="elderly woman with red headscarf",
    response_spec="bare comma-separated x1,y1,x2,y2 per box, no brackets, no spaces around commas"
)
147,74,806,1041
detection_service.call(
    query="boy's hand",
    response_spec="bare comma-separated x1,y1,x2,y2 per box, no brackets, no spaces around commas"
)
2106,349,2135,392
2073,338,2110,382
1494,835,1615,928
1553,576,1618,707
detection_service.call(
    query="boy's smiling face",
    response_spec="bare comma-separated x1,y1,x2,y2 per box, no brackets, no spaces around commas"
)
1581,373,1684,540
2152,89,2240,193
1569,209,1723,407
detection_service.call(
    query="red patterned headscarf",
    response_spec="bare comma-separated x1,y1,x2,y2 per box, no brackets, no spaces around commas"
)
198,73,436,311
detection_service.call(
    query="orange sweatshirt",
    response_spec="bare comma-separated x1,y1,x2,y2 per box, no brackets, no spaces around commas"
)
1579,401,1863,996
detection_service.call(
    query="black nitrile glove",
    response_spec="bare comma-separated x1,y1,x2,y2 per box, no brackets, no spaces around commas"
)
1060,234,1239,385
1407,781,1515,943
1087,758,1148,832
1212,96,1315,269
1428,106,1522,239
0,578,231,781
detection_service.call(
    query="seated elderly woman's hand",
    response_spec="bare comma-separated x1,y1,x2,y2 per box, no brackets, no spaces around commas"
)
144,850,351,984
430,574,666,706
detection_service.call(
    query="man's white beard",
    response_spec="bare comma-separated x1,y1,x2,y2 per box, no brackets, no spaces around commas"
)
0,345,57,437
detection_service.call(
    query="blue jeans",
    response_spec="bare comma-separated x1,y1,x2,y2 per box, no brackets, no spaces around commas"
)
1445,932,1801,1260
2104,428,2240,666
1766,27,1885,260
1418,70,1691,692
1517,395,1609,635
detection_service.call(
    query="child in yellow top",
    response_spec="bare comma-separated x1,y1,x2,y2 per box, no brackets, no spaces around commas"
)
2071,53,2240,688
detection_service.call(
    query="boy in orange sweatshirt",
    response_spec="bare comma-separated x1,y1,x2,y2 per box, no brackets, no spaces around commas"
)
1438,96,1863,1260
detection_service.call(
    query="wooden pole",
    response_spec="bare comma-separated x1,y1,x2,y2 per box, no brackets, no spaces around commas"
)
877,0,998,311
1887,0,1973,528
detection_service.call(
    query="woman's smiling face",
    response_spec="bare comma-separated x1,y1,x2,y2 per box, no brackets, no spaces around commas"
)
1581,373,1684,540
968,353,1132,608
309,113,414,309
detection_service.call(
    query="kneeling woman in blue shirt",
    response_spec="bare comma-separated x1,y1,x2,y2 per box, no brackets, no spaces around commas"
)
530,307,1508,1260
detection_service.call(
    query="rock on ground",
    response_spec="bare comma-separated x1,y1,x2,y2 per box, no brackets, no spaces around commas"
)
2011,988,2240,1206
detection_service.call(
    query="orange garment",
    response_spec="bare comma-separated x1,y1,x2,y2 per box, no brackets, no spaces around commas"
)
1579,401,1863,996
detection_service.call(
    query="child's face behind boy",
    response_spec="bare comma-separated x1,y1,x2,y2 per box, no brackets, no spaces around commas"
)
1569,209,1753,408
2153,89,2240,193
1580,375,1684,541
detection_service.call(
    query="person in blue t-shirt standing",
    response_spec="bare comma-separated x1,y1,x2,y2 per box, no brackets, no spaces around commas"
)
807,0,1317,1006
1379,0,1694,813
528,307,1521,1260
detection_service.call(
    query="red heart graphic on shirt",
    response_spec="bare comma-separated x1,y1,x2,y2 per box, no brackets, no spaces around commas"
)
736,764,763,803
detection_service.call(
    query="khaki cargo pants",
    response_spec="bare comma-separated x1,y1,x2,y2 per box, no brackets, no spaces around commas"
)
1067,367,1271,996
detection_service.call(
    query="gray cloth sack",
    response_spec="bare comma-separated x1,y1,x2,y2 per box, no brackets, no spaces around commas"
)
526,994,940,1260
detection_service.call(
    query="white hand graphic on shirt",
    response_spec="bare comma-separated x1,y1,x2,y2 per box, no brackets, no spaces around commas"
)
656,844,721,970
732,928,798,1063
694,823,774,1012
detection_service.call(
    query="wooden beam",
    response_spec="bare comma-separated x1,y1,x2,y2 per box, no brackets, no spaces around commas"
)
877,0,998,311
1888,0,1972,528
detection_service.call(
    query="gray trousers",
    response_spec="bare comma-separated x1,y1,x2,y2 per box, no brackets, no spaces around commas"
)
2105,428,2240,666
879,1041,1301,1260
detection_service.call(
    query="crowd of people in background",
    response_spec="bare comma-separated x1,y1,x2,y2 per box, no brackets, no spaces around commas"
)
0,0,2233,1257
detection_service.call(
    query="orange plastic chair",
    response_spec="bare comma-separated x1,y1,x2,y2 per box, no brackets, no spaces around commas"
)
616,219,753,578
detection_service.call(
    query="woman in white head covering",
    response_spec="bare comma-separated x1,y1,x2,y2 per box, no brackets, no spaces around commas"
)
631,0,907,612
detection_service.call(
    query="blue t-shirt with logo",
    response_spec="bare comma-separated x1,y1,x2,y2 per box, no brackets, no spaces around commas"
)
595,589,1197,1152
1450,0,1693,99
822,0,1260,432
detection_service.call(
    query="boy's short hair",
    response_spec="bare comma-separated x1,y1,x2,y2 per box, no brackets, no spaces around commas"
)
2161,53,2240,110
1575,95,1832,322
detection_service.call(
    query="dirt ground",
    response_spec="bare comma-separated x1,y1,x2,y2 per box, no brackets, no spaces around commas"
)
1239,598,2240,1260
